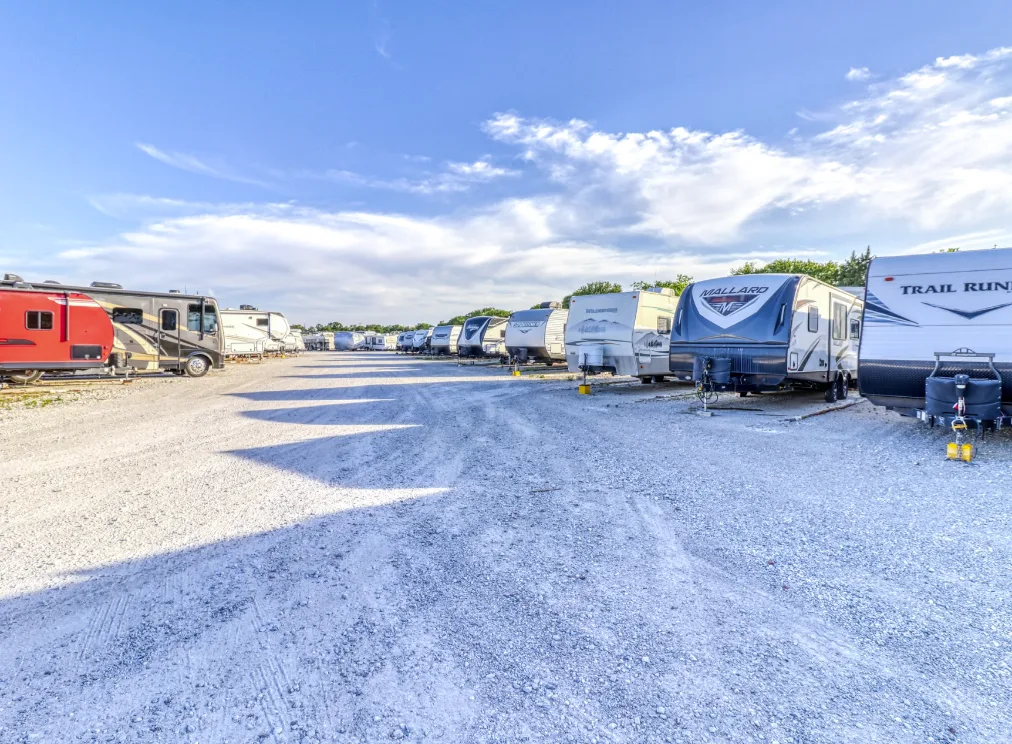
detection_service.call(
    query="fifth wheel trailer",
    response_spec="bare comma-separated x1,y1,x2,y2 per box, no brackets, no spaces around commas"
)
859,247,1012,420
669,274,863,400
220,307,291,358
505,302,568,364
565,288,678,382
2,276,224,377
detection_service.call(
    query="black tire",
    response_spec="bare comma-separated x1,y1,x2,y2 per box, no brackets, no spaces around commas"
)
653,375,666,383
639,376,652,384
838,375,849,399
7,370,43,384
738,391,750,397
184,355,210,378
546,361,554,367
825,378,839,403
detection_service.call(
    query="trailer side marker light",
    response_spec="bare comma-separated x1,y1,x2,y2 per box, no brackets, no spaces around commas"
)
578,384,591,395
885,277,894,282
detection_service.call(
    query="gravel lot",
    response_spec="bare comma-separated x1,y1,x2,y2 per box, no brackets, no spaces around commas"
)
1,353,1010,744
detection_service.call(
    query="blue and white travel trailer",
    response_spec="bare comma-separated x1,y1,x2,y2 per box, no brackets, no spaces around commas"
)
565,288,678,383
411,328,433,352
859,247,1012,422
505,302,569,364
430,324,463,355
457,316,509,359
669,275,863,400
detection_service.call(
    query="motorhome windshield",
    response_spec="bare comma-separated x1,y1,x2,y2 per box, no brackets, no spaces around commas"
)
188,302,219,334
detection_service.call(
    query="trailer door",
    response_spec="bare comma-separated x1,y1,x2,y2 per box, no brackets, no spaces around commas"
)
829,295,849,382
158,308,181,367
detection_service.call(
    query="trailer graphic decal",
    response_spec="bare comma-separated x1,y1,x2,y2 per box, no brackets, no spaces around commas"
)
863,291,919,327
921,301,1012,320
700,291,764,317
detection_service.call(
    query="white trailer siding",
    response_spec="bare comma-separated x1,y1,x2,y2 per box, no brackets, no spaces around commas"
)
430,325,462,355
859,247,1012,412
505,307,568,363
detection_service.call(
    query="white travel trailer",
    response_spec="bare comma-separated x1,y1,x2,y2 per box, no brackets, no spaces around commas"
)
396,331,412,352
303,332,322,350
859,248,1012,421
221,307,291,357
566,288,678,382
363,333,399,351
411,328,433,352
281,328,305,353
429,324,463,355
669,275,863,400
334,331,367,351
505,302,568,364
458,316,509,359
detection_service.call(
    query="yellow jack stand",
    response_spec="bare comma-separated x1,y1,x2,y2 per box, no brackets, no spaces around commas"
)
512,369,521,377
578,384,591,395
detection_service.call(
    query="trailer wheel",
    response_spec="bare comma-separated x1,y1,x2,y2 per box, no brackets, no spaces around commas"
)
838,375,849,399
653,375,666,383
639,376,652,384
825,377,839,403
7,370,43,384
184,355,211,378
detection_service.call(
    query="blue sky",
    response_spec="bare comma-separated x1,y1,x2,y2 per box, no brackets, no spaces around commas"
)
3,1,1012,324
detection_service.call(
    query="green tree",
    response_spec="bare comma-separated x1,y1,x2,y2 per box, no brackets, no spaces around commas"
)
562,281,623,309
630,275,693,295
836,247,874,286
730,258,841,285
438,307,513,325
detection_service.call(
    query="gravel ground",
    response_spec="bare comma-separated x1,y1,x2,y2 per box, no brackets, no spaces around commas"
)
1,353,1010,744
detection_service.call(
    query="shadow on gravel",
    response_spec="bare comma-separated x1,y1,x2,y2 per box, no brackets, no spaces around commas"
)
229,379,512,402
280,370,426,378
240,402,397,425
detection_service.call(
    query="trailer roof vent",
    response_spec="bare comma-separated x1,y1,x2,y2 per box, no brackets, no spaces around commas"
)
645,286,675,296
239,304,258,311
539,301,562,309
168,289,181,294
3,273,25,282
42,279,62,284
90,281,123,289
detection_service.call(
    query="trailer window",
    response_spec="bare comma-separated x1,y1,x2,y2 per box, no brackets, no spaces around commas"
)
26,311,53,330
807,306,819,333
850,318,861,340
832,303,846,340
187,304,218,333
774,303,787,333
112,308,144,325
256,318,269,327
657,316,671,335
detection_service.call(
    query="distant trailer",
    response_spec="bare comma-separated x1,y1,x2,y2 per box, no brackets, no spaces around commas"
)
362,332,397,351
859,247,1012,421
458,316,508,359
335,331,367,351
410,328,433,352
221,307,290,358
429,324,463,355
670,274,863,400
2,276,224,377
505,302,568,364
0,284,115,383
566,288,677,382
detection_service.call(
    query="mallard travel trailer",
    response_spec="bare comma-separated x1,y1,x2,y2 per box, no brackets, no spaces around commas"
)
411,328,433,352
0,282,115,383
669,275,863,400
3,276,224,377
505,302,568,364
458,316,508,359
565,288,678,382
859,247,1012,424
430,324,463,355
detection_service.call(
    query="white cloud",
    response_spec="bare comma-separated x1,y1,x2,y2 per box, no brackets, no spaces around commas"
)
846,67,871,82
136,143,269,187
38,46,1012,325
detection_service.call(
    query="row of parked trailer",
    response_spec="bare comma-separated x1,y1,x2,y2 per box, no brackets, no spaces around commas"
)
394,249,1012,429
2,248,1010,430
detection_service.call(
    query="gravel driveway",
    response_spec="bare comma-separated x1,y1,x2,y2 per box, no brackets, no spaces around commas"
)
1,353,1009,743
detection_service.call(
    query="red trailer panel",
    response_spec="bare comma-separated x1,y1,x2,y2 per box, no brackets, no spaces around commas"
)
0,288,115,379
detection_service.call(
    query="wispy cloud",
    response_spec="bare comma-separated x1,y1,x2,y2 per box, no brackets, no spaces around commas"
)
845,67,871,82
135,143,270,187
305,158,519,195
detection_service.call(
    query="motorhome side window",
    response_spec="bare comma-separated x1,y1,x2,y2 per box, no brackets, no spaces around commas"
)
832,304,846,340
112,308,144,325
187,304,218,333
850,318,861,339
256,318,269,327
26,311,53,330
657,316,671,334
807,306,819,333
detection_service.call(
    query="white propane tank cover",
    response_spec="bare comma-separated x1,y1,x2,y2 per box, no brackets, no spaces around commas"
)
580,345,605,367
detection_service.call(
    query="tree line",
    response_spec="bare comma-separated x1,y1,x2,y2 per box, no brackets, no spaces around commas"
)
294,249,874,330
